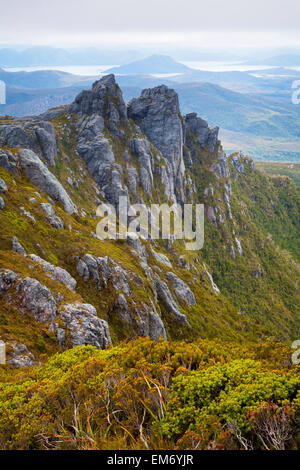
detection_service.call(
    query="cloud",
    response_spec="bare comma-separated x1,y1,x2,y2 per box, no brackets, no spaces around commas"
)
0,0,300,47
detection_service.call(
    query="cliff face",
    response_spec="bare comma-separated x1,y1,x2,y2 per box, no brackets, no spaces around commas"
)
0,74,299,368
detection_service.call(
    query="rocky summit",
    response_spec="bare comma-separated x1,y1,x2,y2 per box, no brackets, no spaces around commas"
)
0,74,299,450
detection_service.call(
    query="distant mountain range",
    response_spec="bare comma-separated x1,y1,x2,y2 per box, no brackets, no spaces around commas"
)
0,46,142,67
253,54,300,66
107,55,192,74
0,67,93,89
1,54,300,161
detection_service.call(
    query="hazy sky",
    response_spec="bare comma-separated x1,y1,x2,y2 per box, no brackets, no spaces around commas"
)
1,0,300,48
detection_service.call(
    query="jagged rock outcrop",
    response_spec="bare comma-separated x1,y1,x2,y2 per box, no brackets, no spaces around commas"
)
69,74,127,127
184,112,219,154
0,268,111,364
18,149,77,214
76,253,167,340
211,150,230,179
72,76,129,206
231,152,255,175
128,85,185,203
0,120,57,166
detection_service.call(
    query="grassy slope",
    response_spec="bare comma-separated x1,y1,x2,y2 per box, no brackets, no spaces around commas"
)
257,162,300,187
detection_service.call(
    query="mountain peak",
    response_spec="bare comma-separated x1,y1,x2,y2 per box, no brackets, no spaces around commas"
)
106,55,192,75
69,73,127,121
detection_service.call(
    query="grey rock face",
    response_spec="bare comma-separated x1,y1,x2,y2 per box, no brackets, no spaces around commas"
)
18,149,77,214
184,113,219,154
76,118,128,206
128,85,185,202
76,258,90,282
154,278,188,325
0,177,7,193
29,254,77,292
0,269,111,355
130,138,154,194
12,236,27,255
151,248,172,268
57,303,111,349
126,164,140,201
15,277,57,323
212,151,230,179
0,150,19,174
0,124,36,151
33,122,57,166
207,206,217,224
47,215,64,229
166,272,196,305
77,253,167,340
112,293,132,325
6,341,35,368
0,196,4,210
69,74,127,129
148,307,167,341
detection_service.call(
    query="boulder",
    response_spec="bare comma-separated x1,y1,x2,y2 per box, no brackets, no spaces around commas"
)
57,303,111,349
6,341,35,368
0,270,57,323
154,278,188,325
15,277,57,323
40,203,64,229
184,113,219,154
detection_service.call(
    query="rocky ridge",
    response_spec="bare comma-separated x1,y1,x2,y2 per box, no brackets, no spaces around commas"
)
0,74,299,367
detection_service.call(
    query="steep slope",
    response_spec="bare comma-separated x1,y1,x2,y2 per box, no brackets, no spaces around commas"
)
0,74,299,369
